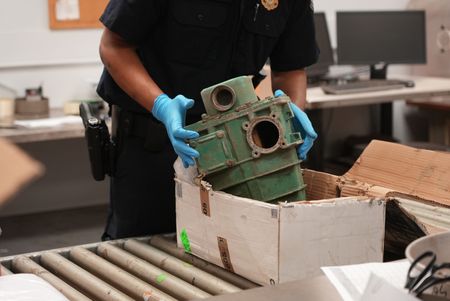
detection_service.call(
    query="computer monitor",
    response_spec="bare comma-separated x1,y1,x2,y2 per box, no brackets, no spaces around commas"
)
337,11,426,79
307,12,334,79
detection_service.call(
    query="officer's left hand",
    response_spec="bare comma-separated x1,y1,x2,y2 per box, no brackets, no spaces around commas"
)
274,90,317,160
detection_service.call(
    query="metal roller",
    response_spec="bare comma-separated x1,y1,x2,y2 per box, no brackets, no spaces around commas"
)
12,255,91,301
70,247,176,301
40,252,133,301
0,263,12,276
97,243,211,300
124,239,241,295
149,236,259,290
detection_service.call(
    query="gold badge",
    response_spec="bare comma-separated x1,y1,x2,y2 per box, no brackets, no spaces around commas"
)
261,0,279,11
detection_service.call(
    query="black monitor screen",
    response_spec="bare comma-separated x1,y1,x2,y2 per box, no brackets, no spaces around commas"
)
337,11,426,65
308,12,334,77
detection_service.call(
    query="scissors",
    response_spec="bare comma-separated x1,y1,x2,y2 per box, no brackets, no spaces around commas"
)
405,251,450,298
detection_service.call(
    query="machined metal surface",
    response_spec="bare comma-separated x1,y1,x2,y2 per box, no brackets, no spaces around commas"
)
70,246,175,301
97,243,210,300
148,236,258,290
0,236,256,301
12,255,92,301
41,252,133,301
0,263,12,276
124,239,241,295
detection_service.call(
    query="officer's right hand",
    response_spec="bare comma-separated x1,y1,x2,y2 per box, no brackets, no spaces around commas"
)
151,94,200,168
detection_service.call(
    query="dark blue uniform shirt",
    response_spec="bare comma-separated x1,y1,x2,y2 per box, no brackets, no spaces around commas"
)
97,0,319,117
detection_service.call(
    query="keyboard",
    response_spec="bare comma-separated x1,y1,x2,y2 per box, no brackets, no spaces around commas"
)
321,79,415,95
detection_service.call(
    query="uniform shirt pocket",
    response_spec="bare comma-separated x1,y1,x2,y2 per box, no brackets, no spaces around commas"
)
164,0,231,66
233,0,288,74
172,0,229,28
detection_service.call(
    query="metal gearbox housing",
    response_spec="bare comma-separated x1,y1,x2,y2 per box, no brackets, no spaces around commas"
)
186,76,306,203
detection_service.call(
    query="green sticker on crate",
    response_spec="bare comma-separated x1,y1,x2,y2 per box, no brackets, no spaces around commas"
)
156,274,167,283
180,229,191,253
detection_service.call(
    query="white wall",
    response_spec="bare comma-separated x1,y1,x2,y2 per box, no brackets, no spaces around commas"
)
0,0,103,107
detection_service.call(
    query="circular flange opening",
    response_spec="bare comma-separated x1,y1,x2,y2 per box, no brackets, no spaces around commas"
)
211,85,236,112
247,117,282,154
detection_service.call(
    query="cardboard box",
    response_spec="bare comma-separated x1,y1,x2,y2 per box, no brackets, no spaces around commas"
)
0,138,43,207
173,141,412,284
175,140,447,285
176,177,385,284
338,140,450,235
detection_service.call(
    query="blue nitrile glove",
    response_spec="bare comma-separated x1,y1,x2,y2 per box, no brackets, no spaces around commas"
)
151,94,200,168
274,90,318,160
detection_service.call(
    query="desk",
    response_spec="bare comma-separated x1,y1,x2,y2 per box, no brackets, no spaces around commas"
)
202,276,342,301
407,97,450,146
0,109,84,144
306,76,450,109
304,75,450,171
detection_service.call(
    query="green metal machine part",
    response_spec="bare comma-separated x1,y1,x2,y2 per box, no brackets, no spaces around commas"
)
186,76,306,203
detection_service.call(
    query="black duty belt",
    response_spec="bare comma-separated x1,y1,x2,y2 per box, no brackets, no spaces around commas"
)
115,107,169,152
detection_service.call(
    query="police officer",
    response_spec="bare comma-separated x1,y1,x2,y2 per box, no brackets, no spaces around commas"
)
97,0,319,240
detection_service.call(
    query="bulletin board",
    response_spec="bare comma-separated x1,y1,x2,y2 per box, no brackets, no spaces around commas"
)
48,0,109,30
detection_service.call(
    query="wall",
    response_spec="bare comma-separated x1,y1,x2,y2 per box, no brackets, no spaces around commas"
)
0,0,103,105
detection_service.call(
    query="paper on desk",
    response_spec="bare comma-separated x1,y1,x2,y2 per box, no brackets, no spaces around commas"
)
14,116,82,128
361,273,420,301
321,260,410,301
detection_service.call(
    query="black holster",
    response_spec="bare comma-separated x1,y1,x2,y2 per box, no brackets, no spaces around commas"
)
80,103,115,181
81,102,169,181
